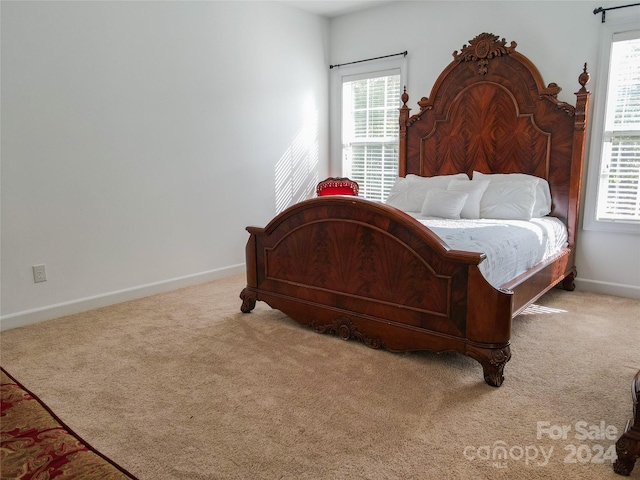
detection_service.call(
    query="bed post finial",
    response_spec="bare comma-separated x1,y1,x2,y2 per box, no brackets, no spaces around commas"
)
399,87,410,177
567,63,591,250
578,63,591,92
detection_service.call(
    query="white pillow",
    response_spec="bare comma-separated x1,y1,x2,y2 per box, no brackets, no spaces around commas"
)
386,173,469,212
421,189,469,219
405,173,469,185
447,179,490,219
479,181,537,220
385,177,415,211
472,171,552,217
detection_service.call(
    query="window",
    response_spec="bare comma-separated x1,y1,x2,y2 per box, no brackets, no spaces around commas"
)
585,24,640,233
596,34,640,222
330,57,406,203
341,71,401,201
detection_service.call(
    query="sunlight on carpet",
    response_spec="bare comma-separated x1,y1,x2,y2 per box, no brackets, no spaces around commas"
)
519,303,568,315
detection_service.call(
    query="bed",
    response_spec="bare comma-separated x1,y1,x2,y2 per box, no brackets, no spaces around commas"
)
240,33,591,387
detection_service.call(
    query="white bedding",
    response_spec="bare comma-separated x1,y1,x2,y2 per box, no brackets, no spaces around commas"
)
405,214,568,288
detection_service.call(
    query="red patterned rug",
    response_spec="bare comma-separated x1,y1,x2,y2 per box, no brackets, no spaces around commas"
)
1,367,137,479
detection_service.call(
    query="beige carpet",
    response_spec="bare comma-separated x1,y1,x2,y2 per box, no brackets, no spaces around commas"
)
1,274,639,479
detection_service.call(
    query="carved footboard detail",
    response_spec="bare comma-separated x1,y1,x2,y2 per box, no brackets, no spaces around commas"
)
311,316,384,349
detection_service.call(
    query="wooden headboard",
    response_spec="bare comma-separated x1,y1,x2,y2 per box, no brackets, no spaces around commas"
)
399,33,590,248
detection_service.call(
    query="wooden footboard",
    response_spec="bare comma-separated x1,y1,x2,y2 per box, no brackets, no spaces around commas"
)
241,196,514,386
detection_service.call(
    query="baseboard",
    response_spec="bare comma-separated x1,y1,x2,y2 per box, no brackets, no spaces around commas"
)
4,268,635,332
0,264,245,332
575,277,640,300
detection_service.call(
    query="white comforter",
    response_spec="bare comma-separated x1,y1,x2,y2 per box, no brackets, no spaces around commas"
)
405,214,568,288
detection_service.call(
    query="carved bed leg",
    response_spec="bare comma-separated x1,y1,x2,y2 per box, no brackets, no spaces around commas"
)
240,288,257,313
614,435,639,475
467,345,512,387
614,370,640,475
561,269,576,291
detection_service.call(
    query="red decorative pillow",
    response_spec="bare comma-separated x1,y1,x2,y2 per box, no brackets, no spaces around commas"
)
316,178,359,196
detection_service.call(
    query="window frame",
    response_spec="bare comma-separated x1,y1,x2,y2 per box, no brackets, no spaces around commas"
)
330,56,407,199
583,18,640,234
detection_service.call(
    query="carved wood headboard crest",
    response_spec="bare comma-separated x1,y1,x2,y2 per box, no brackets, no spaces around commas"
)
452,32,517,74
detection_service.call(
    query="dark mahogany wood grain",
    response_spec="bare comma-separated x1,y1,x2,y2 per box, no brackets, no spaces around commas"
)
241,33,591,387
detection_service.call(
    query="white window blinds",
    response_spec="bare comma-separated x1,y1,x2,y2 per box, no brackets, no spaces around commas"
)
596,33,640,222
342,71,401,202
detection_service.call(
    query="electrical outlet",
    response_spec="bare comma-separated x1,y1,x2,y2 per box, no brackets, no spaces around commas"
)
33,264,47,283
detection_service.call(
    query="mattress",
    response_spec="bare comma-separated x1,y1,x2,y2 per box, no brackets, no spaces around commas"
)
406,214,569,288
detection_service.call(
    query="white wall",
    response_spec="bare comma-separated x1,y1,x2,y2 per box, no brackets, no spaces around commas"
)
1,1,330,328
330,0,640,299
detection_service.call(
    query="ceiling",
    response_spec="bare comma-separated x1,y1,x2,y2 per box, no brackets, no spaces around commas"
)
280,0,398,18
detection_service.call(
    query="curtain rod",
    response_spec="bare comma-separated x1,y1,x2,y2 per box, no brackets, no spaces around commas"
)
593,2,640,22
329,51,408,69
